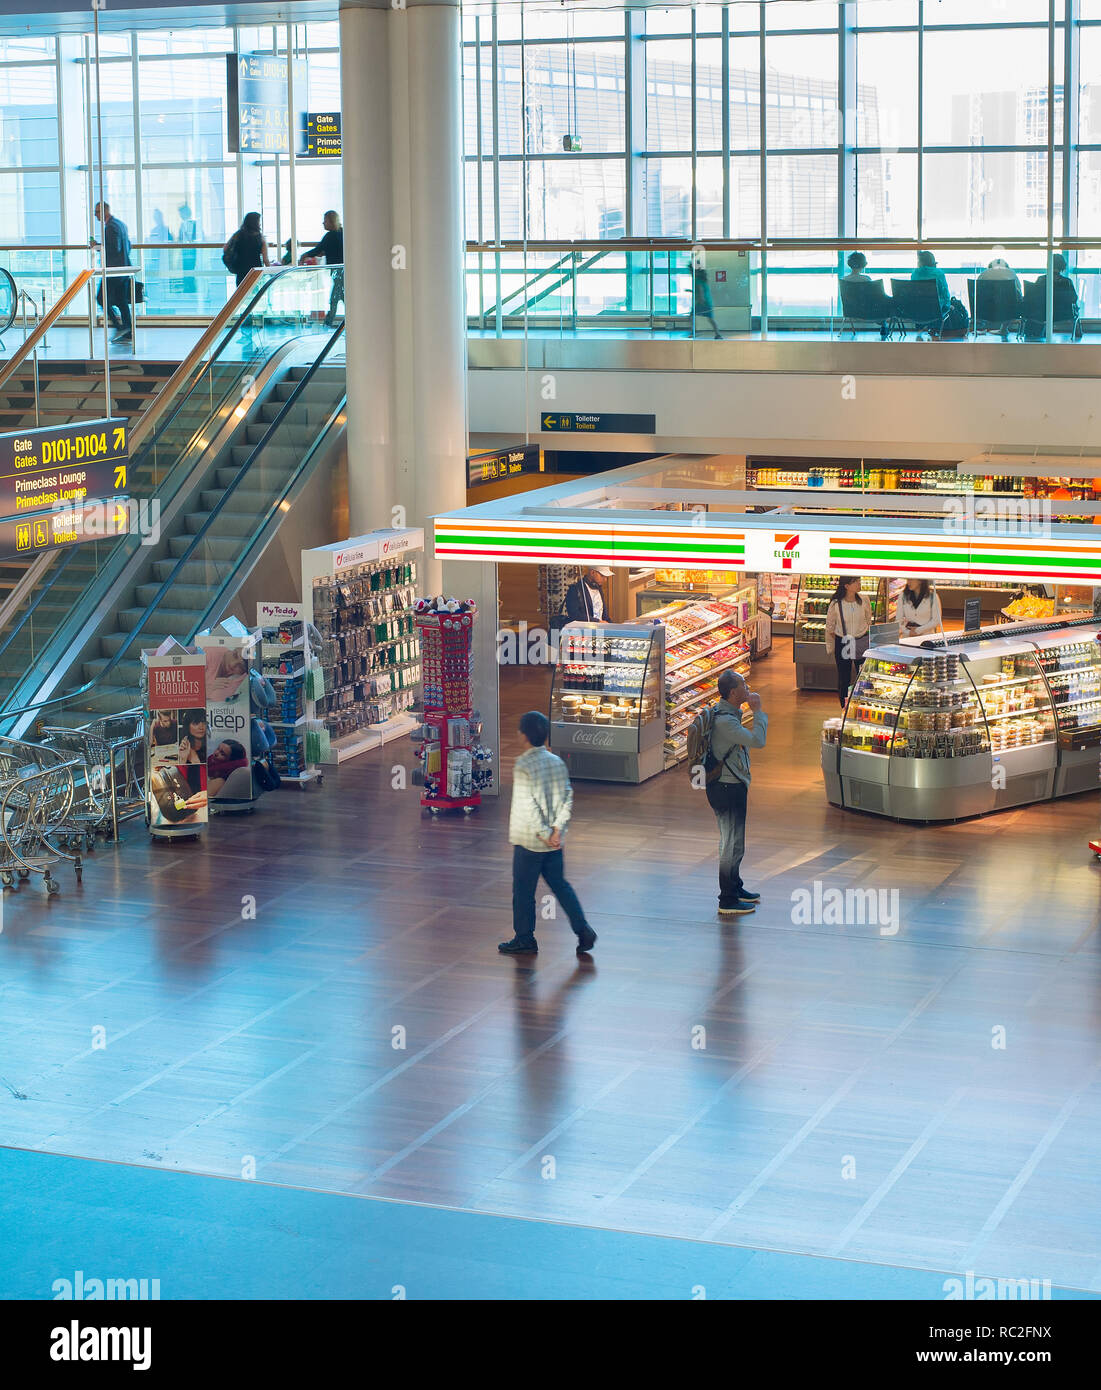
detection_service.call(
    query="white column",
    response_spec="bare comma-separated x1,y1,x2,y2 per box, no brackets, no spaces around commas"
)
339,0,467,590
339,0,396,531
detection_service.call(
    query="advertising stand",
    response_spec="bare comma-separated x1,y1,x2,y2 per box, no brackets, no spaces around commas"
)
143,650,208,839
257,601,321,787
197,628,260,811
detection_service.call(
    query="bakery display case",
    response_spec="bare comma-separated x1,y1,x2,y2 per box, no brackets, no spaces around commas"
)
549,622,665,783
821,618,1100,819
794,575,888,690
646,597,752,768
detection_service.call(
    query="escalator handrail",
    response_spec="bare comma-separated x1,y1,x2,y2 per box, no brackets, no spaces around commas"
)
0,322,346,727
0,268,96,397
0,267,324,692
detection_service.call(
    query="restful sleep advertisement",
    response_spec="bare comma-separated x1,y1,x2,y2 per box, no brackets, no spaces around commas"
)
198,634,254,803
146,653,208,831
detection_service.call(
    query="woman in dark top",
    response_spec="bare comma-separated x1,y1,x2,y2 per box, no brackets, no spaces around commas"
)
229,211,272,286
301,211,344,327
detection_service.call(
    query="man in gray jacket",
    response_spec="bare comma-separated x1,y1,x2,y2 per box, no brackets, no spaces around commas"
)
707,668,768,917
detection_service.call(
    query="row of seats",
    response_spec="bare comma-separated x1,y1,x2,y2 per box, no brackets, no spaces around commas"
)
839,277,1082,340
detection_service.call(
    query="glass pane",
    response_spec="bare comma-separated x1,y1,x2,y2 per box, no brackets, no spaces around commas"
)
729,35,762,151
0,170,62,243
855,1,918,25
524,157,626,238
0,63,59,168
1079,27,1101,144
496,44,523,155
140,165,234,265
646,38,693,151
696,155,723,237
767,154,838,236
138,56,227,163
924,1,1049,22
137,28,234,55
766,34,839,148
1078,150,1101,234
766,2,837,31
855,31,918,148
696,37,722,151
642,155,692,235
730,155,761,238
301,49,341,111
0,35,56,59
923,151,1060,237
856,152,918,236
90,58,136,165
923,29,1054,147
643,11,695,37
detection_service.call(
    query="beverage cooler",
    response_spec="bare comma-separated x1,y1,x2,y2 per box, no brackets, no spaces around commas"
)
794,575,888,690
821,617,1101,821
549,623,665,783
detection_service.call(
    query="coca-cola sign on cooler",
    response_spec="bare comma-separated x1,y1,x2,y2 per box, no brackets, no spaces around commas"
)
571,726,615,749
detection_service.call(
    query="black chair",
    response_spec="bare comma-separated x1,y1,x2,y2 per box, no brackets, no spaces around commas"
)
1020,277,1082,340
967,278,1022,339
838,278,899,338
889,278,948,337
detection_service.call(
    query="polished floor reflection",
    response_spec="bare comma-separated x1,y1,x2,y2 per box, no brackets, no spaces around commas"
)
1,640,1099,1292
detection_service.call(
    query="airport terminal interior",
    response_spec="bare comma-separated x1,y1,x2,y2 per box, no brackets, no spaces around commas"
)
1,0,1101,1325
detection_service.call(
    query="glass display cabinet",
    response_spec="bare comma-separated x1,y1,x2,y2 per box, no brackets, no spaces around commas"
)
821,621,1101,819
794,574,888,690
549,622,665,782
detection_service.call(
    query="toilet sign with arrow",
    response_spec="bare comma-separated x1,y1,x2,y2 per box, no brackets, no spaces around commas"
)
539,412,656,434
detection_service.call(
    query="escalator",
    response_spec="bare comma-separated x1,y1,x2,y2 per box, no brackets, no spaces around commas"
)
0,265,347,732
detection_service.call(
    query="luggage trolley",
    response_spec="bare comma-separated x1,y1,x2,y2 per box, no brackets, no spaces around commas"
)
0,738,81,892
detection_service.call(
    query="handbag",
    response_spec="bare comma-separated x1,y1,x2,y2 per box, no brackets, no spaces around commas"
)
838,596,870,662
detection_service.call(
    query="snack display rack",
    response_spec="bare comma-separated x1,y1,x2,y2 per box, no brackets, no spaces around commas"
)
301,529,423,764
821,617,1101,820
794,574,888,690
643,597,752,768
414,598,491,812
548,622,665,782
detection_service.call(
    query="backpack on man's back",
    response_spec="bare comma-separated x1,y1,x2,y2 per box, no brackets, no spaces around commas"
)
685,702,727,784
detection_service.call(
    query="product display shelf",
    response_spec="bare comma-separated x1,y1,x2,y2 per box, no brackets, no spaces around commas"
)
301,530,424,767
257,611,320,787
548,623,665,783
794,575,887,691
822,618,1101,819
415,600,491,811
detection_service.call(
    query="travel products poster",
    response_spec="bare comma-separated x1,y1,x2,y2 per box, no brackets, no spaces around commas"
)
146,654,208,829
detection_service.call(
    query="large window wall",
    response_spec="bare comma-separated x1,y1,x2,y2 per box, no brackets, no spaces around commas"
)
463,1,1101,323
0,21,341,316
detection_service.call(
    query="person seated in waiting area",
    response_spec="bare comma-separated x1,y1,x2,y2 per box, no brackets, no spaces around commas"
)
911,250,950,334
978,257,1022,340
840,251,888,340
1026,253,1083,340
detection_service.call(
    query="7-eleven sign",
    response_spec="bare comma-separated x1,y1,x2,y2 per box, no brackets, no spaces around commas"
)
774,532,800,568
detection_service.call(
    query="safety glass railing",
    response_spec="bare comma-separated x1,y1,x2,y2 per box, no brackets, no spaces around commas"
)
465,239,1101,343
0,265,343,717
7,326,347,733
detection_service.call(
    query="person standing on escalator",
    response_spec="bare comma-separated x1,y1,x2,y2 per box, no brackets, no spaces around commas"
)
299,210,344,328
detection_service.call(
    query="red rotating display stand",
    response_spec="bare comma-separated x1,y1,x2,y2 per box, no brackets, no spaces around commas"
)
415,601,481,814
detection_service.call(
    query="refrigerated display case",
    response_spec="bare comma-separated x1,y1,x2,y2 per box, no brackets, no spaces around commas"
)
821,618,1100,819
794,575,888,690
647,597,752,767
549,623,665,783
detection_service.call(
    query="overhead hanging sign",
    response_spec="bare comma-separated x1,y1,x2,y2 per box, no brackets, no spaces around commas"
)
227,52,290,154
0,497,128,562
302,111,341,158
0,418,128,515
468,443,541,488
539,412,656,435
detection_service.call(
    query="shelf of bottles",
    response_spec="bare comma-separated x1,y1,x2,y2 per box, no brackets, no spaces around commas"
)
1034,634,1101,747
795,575,886,647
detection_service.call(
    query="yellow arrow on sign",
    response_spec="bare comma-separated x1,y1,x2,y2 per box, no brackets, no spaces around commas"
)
542,415,556,430
113,426,126,451
114,465,127,490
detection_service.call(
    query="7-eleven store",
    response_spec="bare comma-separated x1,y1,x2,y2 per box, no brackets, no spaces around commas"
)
437,457,1101,820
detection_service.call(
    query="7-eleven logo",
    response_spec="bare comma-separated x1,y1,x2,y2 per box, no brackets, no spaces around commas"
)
774,532,800,568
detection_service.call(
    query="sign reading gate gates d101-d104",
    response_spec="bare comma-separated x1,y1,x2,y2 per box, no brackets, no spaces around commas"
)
0,418,128,518
539,412,656,434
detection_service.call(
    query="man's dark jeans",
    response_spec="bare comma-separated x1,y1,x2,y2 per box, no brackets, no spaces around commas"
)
705,778,748,908
512,845,591,943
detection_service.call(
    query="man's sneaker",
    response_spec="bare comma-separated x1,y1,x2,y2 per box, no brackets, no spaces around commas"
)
112,330,132,343
575,926,597,954
718,903,755,917
498,937,538,954
738,888,761,901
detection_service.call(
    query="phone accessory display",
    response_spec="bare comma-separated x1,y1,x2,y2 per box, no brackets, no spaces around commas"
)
413,598,492,813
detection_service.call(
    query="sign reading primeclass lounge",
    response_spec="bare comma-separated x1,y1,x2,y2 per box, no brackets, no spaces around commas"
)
0,418,128,516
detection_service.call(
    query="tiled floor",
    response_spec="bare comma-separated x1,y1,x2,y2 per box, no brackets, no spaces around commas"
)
1,640,1099,1295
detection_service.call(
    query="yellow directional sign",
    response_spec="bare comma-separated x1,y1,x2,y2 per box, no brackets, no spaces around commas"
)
0,417,129,517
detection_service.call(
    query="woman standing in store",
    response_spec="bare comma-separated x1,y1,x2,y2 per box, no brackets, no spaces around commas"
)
897,577,943,639
825,575,871,709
